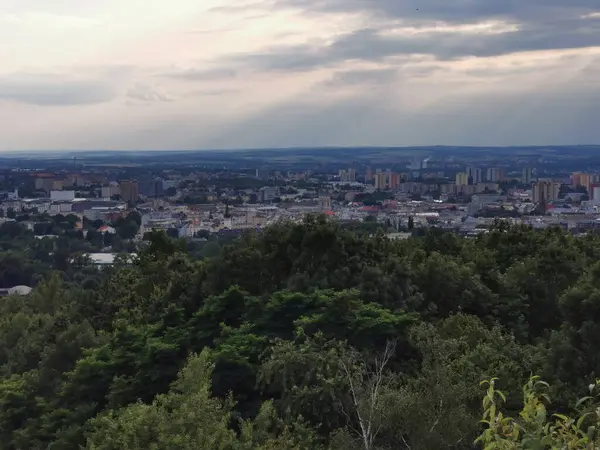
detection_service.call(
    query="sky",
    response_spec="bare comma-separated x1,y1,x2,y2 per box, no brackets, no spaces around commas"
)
0,0,599,150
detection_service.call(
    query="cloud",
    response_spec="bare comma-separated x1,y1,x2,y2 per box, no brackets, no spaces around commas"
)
338,20,600,59
126,83,174,103
0,72,120,106
160,67,238,81
183,26,237,35
226,45,330,72
324,68,399,86
186,88,240,97
197,0,600,78
207,1,275,14
203,81,600,149
216,15,600,75
278,0,599,24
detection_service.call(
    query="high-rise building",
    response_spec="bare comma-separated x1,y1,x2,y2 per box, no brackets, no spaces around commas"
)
486,167,504,182
590,183,600,204
120,181,139,204
532,180,560,203
319,194,332,210
467,167,482,184
522,168,533,185
365,167,373,182
339,169,357,182
374,172,388,190
455,172,469,187
591,184,600,203
35,178,63,194
389,172,400,190
101,184,120,199
571,172,599,194
580,173,592,194
63,174,85,188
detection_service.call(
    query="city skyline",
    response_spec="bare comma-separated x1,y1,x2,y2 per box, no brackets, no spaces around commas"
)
1,0,599,150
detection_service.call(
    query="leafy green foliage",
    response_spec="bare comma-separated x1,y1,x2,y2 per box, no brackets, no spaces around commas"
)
86,349,321,450
0,217,599,449
476,376,600,449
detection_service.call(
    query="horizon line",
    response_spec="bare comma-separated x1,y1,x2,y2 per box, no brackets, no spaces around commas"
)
0,144,599,155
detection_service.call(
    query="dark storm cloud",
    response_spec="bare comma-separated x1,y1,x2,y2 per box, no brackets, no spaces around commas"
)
278,0,599,24
210,0,600,75
330,18,600,60
222,14,600,74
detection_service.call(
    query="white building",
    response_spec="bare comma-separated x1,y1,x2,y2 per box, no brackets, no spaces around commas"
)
0,189,19,201
78,253,138,267
140,212,181,235
592,186,600,205
101,185,120,199
469,194,507,215
50,190,76,201
83,206,125,221
0,285,32,297
49,202,73,215
259,186,278,202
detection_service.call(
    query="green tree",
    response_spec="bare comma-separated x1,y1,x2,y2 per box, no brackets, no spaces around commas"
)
200,241,221,259
86,349,320,450
86,349,238,450
116,221,138,240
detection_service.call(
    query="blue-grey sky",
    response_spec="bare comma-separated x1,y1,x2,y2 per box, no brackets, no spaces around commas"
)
0,0,599,150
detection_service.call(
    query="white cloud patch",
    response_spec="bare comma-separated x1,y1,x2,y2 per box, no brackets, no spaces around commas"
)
126,83,174,103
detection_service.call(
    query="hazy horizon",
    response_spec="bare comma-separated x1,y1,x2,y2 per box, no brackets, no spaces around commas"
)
1,144,600,158
1,1,599,151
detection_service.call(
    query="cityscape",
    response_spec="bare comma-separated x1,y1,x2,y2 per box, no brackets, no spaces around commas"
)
2,146,600,265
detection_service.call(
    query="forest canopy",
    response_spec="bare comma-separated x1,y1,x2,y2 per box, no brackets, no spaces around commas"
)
1,215,600,449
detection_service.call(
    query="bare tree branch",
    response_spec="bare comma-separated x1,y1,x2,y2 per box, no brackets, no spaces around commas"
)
337,396,361,438
428,399,443,433
339,339,397,450
400,434,412,450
